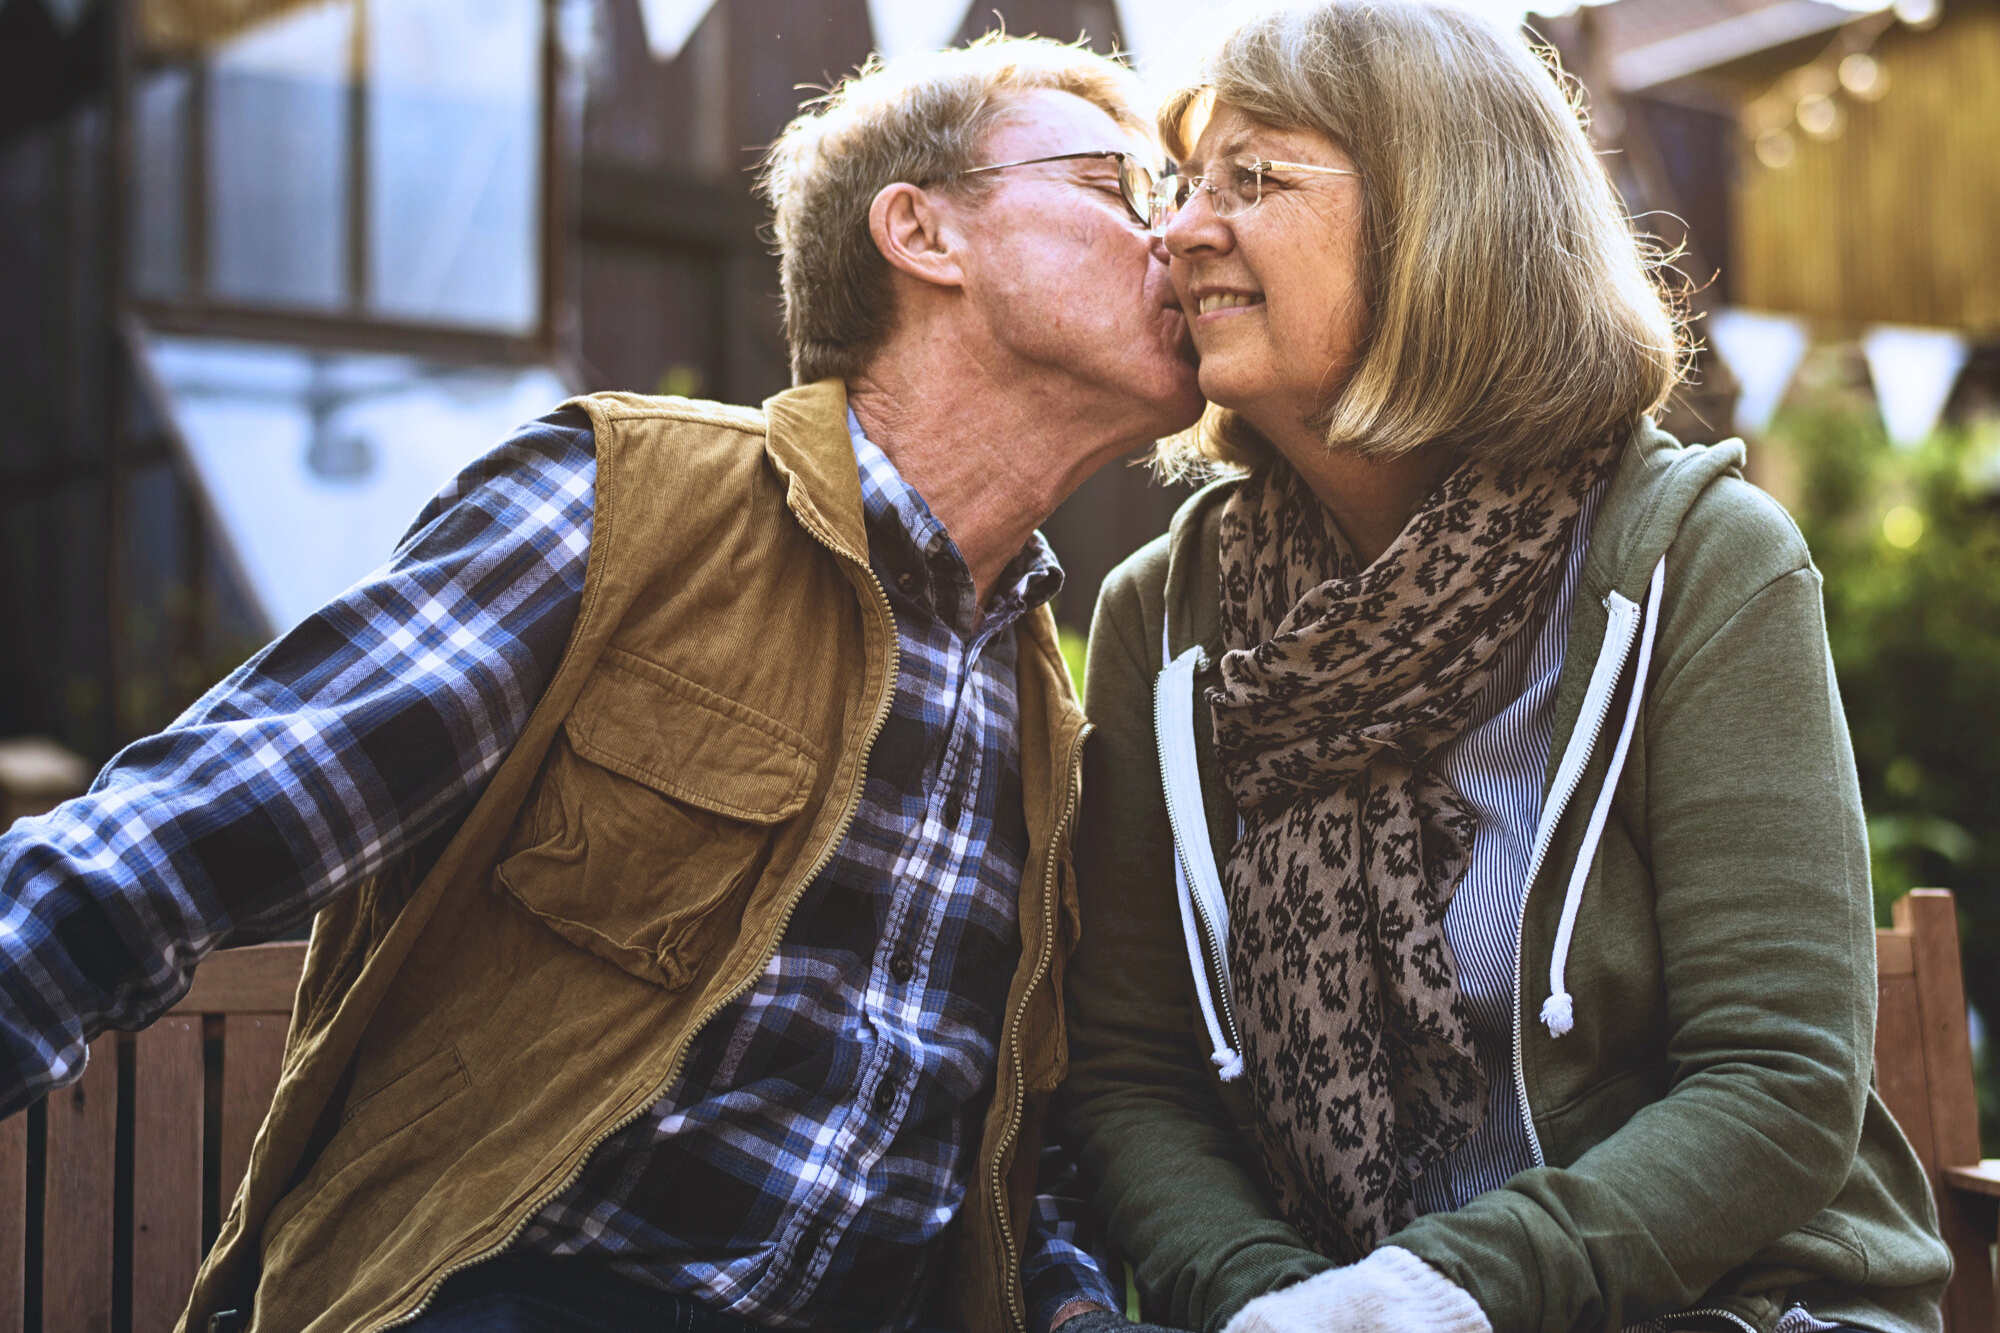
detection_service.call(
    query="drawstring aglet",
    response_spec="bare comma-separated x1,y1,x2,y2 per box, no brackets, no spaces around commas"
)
1540,992,1574,1038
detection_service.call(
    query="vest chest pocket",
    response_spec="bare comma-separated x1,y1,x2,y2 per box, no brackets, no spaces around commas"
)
493,647,822,990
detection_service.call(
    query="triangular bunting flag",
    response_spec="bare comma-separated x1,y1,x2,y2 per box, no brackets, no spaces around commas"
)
38,0,94,34
636,0,721,62
1111,0,1220,78
866,0,976,61
1863,324,1970,448
1706,307,1810,435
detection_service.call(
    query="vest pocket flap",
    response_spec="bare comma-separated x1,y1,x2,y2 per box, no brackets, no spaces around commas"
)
564,647,820,824
340,1042,470,1134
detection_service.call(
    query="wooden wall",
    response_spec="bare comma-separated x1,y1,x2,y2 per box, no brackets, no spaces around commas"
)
1729,2,2000,335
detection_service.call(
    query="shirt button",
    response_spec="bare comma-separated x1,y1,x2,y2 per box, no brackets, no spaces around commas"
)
873,1080,896,1114
942,787,964,827
889,951,915,983
896,571,917,593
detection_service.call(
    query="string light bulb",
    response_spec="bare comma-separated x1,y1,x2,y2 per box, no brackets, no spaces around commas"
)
1756,128,1798,168
1893,0,1941,29
1796,92,1846,140
1839,52,1889,100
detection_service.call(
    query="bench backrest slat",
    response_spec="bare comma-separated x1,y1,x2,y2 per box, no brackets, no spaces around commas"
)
132,1017,204,1333
217,1015,290,1218
1,1107,26,1329
44,1033,119,1333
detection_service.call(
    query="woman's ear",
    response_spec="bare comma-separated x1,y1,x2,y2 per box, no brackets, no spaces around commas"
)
868,182,966,290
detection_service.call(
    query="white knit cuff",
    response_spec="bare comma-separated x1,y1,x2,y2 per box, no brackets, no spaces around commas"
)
1222,1246,1492,1333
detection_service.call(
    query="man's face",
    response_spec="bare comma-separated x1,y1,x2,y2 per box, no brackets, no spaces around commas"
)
942,89,1204,443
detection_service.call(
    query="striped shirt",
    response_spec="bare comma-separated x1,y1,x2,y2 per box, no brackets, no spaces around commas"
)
1415,475,1608,1213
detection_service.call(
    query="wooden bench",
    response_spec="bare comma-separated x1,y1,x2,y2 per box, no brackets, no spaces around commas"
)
0,940,305,1333
3,894,1998,1331
1875,888,2000,1333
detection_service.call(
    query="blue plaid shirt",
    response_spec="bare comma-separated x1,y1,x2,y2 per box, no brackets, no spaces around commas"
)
0,406,1113,1331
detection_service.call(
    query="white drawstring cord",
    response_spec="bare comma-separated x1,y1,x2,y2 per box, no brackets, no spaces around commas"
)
1160,622,1244,1080
1542,556,1665,1037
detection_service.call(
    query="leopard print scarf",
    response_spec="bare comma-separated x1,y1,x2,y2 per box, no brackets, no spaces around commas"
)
1210,434,1618,1260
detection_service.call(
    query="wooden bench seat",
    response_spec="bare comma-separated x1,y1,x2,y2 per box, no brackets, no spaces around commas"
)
3,891,1998,1331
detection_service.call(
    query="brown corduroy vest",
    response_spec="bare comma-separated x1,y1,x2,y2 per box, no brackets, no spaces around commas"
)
176,380,1088,1333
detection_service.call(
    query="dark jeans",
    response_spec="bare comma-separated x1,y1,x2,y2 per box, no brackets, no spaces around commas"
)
406,1254,765,1333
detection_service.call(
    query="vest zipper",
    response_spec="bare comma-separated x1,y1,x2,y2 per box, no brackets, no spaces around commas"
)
368,530,902,1333
987,718,1089,1333
1507,595,1642,1169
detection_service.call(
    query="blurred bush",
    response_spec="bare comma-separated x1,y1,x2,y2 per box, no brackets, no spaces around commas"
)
1760,359,2000,1146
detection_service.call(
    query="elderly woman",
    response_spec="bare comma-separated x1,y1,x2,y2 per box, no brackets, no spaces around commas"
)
1058,5,1948,1333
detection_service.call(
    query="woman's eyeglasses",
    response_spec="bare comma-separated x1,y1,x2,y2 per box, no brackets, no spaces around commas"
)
1148,155,1361,232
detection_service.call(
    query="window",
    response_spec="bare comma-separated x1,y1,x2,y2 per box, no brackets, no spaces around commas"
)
132,0,549,336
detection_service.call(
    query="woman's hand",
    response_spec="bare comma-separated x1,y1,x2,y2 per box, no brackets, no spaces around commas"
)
1222,1248,1492,1333
1055,1305,1181,1333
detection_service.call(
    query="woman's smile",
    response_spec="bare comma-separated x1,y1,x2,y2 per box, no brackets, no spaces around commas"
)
1193,288,1266,319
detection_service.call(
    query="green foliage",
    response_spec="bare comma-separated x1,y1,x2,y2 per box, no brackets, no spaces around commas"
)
1761,371,2000,1146
1060,625,1090,693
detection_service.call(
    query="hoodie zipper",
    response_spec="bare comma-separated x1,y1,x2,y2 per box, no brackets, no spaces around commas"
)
1506,594,1642,1168
1633,1309,1760,1333
987,718,1090,1333
371,525,901,1333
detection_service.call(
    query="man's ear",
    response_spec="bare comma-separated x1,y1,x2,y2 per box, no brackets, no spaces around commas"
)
868,182,965,290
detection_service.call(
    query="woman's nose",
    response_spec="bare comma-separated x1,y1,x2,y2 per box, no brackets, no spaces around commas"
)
1161,188,1232,259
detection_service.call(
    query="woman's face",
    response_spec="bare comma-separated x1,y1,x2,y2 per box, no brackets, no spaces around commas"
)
1163,103,1369,445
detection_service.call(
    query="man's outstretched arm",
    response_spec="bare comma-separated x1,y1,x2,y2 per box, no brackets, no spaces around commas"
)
0,407,598,1119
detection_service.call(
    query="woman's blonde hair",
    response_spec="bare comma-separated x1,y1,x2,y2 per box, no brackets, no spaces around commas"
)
1155,0,1684,477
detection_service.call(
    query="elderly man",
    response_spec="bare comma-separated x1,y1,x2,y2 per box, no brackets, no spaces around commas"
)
0,36,1199,1333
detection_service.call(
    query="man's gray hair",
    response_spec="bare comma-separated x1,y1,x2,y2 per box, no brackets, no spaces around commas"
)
761,34,1151,386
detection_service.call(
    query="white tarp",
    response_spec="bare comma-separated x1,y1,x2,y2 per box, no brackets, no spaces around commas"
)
136,330,569,635
1706,307,1811,435
1862,324,1970,448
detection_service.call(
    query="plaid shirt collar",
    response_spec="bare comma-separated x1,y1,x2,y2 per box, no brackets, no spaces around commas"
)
847,409,1063,637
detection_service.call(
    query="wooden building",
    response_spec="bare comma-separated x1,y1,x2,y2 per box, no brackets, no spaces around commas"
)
1553,0,2000,341
0,0,1188,765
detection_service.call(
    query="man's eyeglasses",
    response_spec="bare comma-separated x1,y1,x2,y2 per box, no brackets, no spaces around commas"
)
948,150,1161,228
1149,154,1361,232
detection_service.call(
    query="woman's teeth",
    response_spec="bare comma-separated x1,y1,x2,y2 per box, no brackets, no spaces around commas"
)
1197,292,1262,315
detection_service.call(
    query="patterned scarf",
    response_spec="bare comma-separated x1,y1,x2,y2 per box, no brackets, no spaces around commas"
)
1209,434,1618,1259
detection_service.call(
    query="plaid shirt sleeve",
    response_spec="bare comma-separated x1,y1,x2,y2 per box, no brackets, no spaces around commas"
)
0,407,597,1119
1022,1141,1124,1331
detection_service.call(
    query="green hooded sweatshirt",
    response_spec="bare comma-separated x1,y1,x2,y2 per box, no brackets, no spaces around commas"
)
1060,425,1949,1333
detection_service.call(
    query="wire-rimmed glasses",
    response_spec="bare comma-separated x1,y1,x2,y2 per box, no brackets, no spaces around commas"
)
948,150,1161,227
1148,154,1361,233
